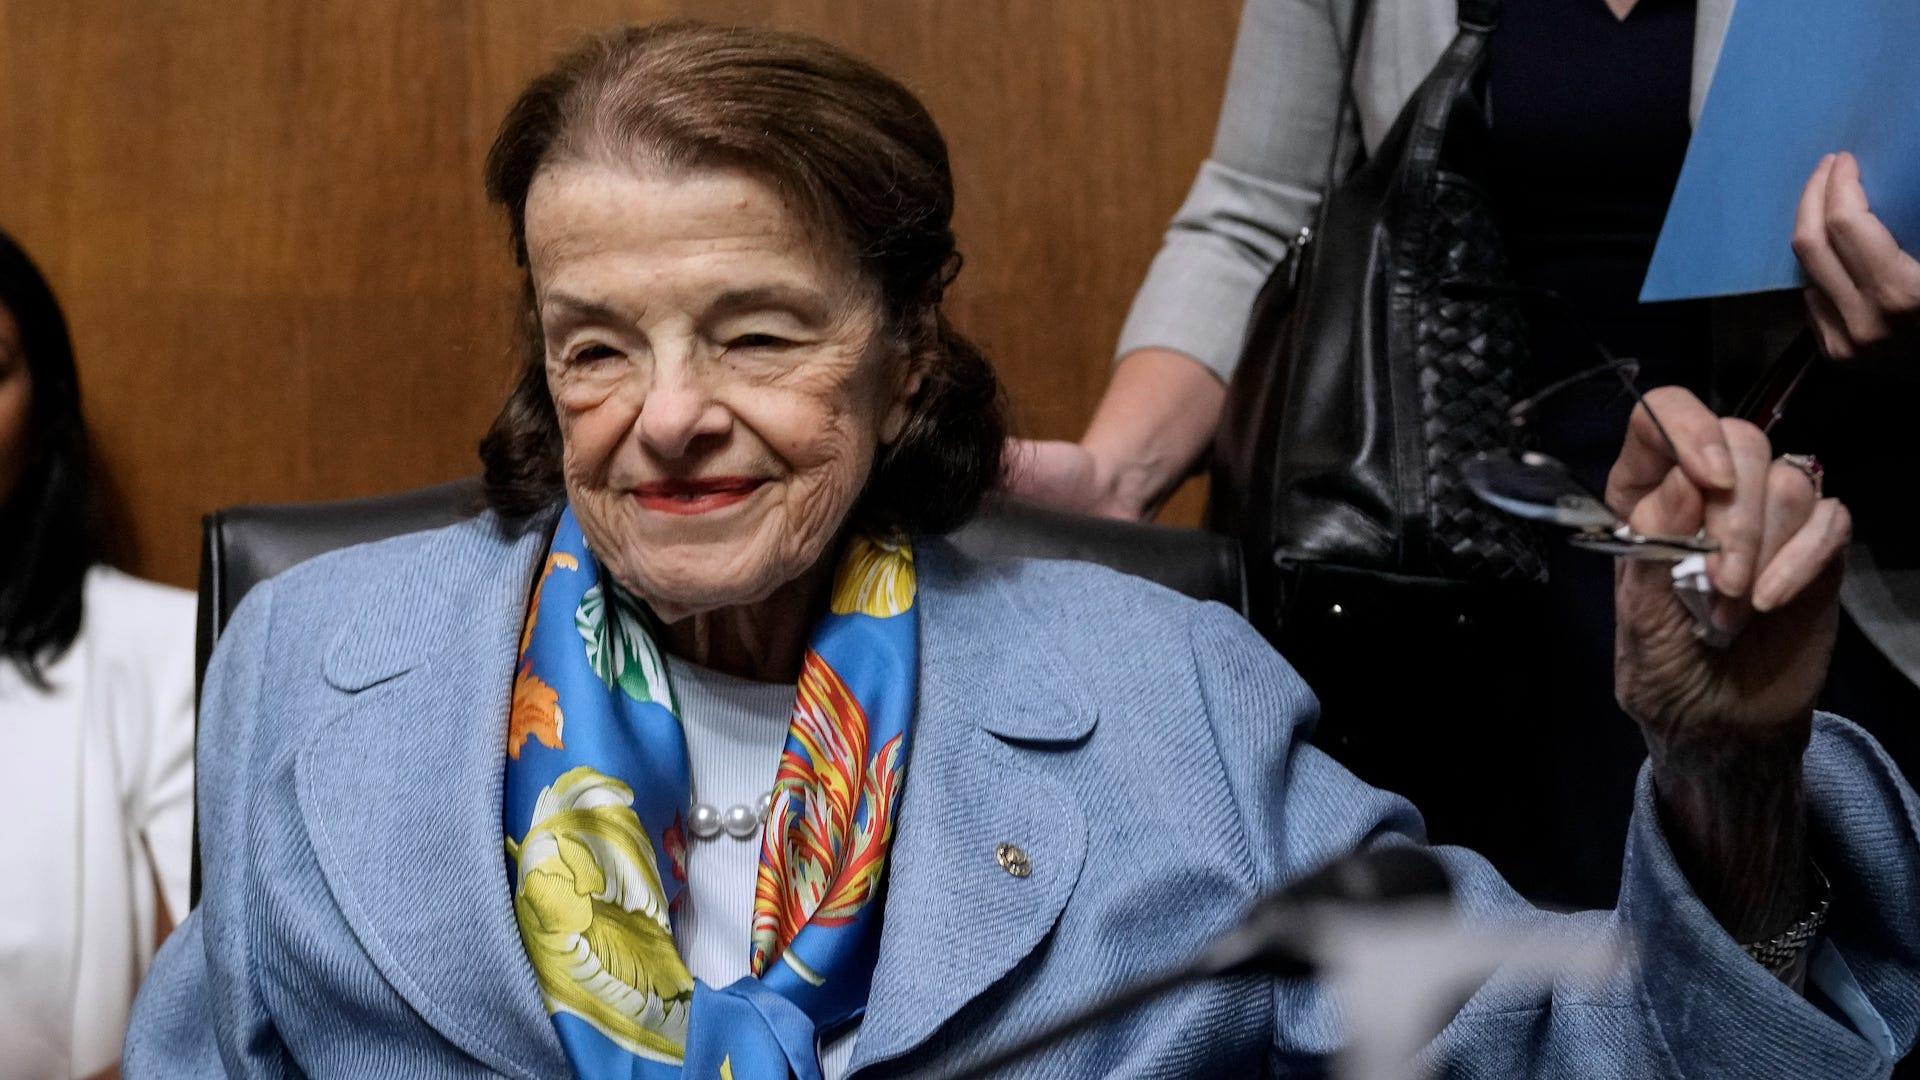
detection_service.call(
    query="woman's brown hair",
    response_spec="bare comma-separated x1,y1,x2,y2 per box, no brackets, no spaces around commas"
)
479,20,1004,535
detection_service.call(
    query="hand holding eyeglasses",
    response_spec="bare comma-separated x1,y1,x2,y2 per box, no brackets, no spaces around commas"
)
1607,387,1851,746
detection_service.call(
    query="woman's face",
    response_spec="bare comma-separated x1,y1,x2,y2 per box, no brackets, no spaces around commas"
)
0,304,32,507
524,163,919,621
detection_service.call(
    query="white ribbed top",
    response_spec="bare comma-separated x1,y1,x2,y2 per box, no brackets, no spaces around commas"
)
668,659,859,1079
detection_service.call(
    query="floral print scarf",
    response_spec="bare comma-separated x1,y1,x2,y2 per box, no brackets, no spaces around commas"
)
503,507,917,1079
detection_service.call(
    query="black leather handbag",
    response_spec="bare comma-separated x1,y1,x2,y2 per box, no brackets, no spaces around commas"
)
1208,0,1547,793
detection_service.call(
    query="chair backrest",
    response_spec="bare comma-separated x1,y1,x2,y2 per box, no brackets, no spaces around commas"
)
194,478,492,693
188,478,1246,903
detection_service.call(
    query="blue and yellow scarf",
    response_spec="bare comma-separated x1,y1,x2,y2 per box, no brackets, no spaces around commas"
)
503,508,917,1079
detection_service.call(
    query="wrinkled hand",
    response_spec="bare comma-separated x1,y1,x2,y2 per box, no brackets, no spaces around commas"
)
1001,438,1138,520
1607,387,1851,754
1792,151,1920,366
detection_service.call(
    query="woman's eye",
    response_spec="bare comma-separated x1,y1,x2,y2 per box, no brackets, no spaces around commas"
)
568,343,621,365
726,333,791,351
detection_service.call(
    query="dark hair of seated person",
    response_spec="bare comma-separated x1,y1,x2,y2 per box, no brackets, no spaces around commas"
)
478,20,1005,537
0,230,101,685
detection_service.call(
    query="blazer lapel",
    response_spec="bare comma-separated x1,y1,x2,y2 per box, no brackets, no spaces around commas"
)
1691,0,1735,124
849,542,1095,1073
294,515,568,1079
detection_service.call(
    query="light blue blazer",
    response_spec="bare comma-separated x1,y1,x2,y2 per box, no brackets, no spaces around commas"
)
128,512,1919,1077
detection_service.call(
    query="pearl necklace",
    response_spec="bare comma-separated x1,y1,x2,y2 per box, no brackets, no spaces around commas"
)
688,791,774,841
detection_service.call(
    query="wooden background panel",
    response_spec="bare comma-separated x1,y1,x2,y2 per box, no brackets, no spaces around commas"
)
0,0,1238,587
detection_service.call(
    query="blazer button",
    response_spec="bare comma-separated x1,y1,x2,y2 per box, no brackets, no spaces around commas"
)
996,842,1032,878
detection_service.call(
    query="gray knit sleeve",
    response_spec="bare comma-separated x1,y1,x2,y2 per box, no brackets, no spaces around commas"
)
1114,0,1356,381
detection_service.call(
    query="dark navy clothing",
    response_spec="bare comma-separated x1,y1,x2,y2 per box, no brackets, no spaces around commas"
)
1484,0,1708,906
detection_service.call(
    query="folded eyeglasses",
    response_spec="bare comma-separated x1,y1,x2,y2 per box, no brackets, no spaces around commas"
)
1453,284,1819,563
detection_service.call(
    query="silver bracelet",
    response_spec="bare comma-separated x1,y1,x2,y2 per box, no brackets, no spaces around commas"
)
1740,863,1832,977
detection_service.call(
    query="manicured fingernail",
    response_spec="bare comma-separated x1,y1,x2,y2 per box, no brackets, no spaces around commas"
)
1702,445,1735,488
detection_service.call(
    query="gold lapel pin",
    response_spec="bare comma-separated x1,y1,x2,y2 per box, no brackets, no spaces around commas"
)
996,842,1032,878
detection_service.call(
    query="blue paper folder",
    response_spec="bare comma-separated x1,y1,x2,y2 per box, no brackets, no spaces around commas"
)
1640,0,1920,302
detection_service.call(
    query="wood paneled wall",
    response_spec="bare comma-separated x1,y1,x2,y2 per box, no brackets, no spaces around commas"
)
0,0,1239,587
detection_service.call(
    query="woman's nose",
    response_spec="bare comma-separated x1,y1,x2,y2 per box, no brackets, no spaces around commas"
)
635,353,728,459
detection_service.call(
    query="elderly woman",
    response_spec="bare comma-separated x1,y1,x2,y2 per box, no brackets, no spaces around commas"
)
128,21,1918,1079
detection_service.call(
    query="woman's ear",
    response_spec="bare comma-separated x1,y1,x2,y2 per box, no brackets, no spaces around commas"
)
879,350,926,446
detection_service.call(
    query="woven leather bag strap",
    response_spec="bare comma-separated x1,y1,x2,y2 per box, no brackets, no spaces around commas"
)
1320,0,1503,194
1318,0,1374,197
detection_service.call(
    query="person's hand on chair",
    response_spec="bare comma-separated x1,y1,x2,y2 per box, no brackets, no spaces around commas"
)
1000,348,1226,521
1001,438,1133,519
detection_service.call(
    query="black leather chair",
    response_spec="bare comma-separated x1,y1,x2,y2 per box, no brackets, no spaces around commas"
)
188,477,1245,902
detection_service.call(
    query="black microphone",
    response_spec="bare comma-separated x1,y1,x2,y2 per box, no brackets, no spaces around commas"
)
939,846,1450,1080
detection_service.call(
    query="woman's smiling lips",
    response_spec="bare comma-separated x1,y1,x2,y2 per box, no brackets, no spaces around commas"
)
631,476,768,515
